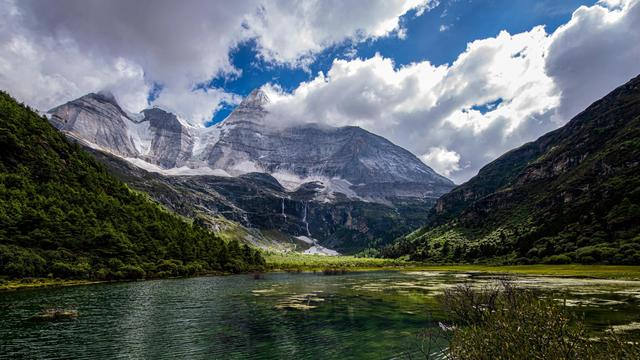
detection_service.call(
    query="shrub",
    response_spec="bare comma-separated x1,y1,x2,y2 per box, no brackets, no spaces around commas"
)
51,261,90,278
542,254,572,264
120,265,145,279
429,283,640,360
185,261,206,275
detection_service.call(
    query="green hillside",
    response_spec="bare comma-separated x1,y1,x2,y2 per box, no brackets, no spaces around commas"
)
385,75,640,265
0,91,264,280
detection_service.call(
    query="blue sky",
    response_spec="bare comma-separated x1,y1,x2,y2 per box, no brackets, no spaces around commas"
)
208,0,593,123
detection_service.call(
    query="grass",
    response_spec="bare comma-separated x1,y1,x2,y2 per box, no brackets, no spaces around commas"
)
265,253,640,279
264,253,407,271
0,277,103,291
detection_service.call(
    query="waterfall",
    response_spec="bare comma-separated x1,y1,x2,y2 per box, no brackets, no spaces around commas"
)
302,202,310,236
281,198,287,221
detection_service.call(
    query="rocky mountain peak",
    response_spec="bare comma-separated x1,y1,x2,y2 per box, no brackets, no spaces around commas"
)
142,107,183,132
222,88,269,125
93,90,118,104
240,88,270,110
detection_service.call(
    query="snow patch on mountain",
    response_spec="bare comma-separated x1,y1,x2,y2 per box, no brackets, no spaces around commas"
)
296,236,340,256
125,157,232,177
126,120,153,155
192,126,221,158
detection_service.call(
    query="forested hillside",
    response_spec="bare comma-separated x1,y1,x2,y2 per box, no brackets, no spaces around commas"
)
385,75,640,265
0,91,264,280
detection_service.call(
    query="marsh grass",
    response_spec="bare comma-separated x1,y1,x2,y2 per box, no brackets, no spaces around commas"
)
409,282,640,359
265,253,640,280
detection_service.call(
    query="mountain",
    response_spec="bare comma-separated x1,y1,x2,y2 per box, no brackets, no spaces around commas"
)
0,91,264,280
385,74,640,265
48,89,454,253
49,89,453,202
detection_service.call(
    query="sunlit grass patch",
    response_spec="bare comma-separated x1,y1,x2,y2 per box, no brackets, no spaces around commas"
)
264,254,640,280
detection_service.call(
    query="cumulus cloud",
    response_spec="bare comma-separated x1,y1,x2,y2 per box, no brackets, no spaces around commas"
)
1,0,431,123
0,1,149,112
546,0,640,120
244,0,433,66
420,147,461,177
265,0,640,183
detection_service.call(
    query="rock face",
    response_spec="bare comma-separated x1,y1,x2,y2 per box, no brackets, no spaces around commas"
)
48,89,454,253
49,92,139,157
141,108,194,168
387,74,640,265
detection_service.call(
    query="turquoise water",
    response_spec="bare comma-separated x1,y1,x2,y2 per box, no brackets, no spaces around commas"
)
1,271,639,359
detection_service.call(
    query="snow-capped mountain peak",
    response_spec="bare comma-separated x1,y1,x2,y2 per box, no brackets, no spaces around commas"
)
48,90,454,203
223,88,270,125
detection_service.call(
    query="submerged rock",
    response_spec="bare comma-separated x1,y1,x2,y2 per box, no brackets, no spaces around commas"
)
31,308,78,321
274,292,325,311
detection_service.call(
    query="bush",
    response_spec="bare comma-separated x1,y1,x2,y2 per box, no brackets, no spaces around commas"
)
430,283,640,360
542,254,572,264
120,265,145,279
156,259,186,277
185,261,206,275
51,261,91,278
576,245,616,263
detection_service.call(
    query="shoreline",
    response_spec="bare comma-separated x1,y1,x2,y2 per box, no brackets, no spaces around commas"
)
3,263,640,291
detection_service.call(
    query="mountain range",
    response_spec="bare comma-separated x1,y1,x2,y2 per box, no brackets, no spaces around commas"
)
48,89,454,254
385,74,640,265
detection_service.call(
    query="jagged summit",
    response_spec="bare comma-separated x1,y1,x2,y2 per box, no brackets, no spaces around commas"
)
47,90,456,253
94,90,117,104
223,88,270,125
240,88,270,109
143,107,183,131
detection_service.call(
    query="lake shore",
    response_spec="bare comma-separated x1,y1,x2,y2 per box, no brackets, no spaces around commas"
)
3,256,640,291
0,277,105,291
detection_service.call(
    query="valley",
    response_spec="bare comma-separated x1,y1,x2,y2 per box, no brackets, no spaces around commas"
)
1,0,640,355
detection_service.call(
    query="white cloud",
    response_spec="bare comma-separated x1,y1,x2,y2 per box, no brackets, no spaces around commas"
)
264,0,640,183
265,27,559,182
152,88,243,127
420,147,461,177
244,0,433,66
0,0,432,124
546,0,640,120
0,1,149,112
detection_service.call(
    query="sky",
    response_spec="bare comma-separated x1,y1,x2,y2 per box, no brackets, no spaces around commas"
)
1,0,639,183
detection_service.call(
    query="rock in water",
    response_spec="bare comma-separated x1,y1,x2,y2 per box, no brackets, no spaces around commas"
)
31,308,79,321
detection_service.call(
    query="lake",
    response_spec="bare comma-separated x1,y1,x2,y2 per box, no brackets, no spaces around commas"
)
1,271,640,359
